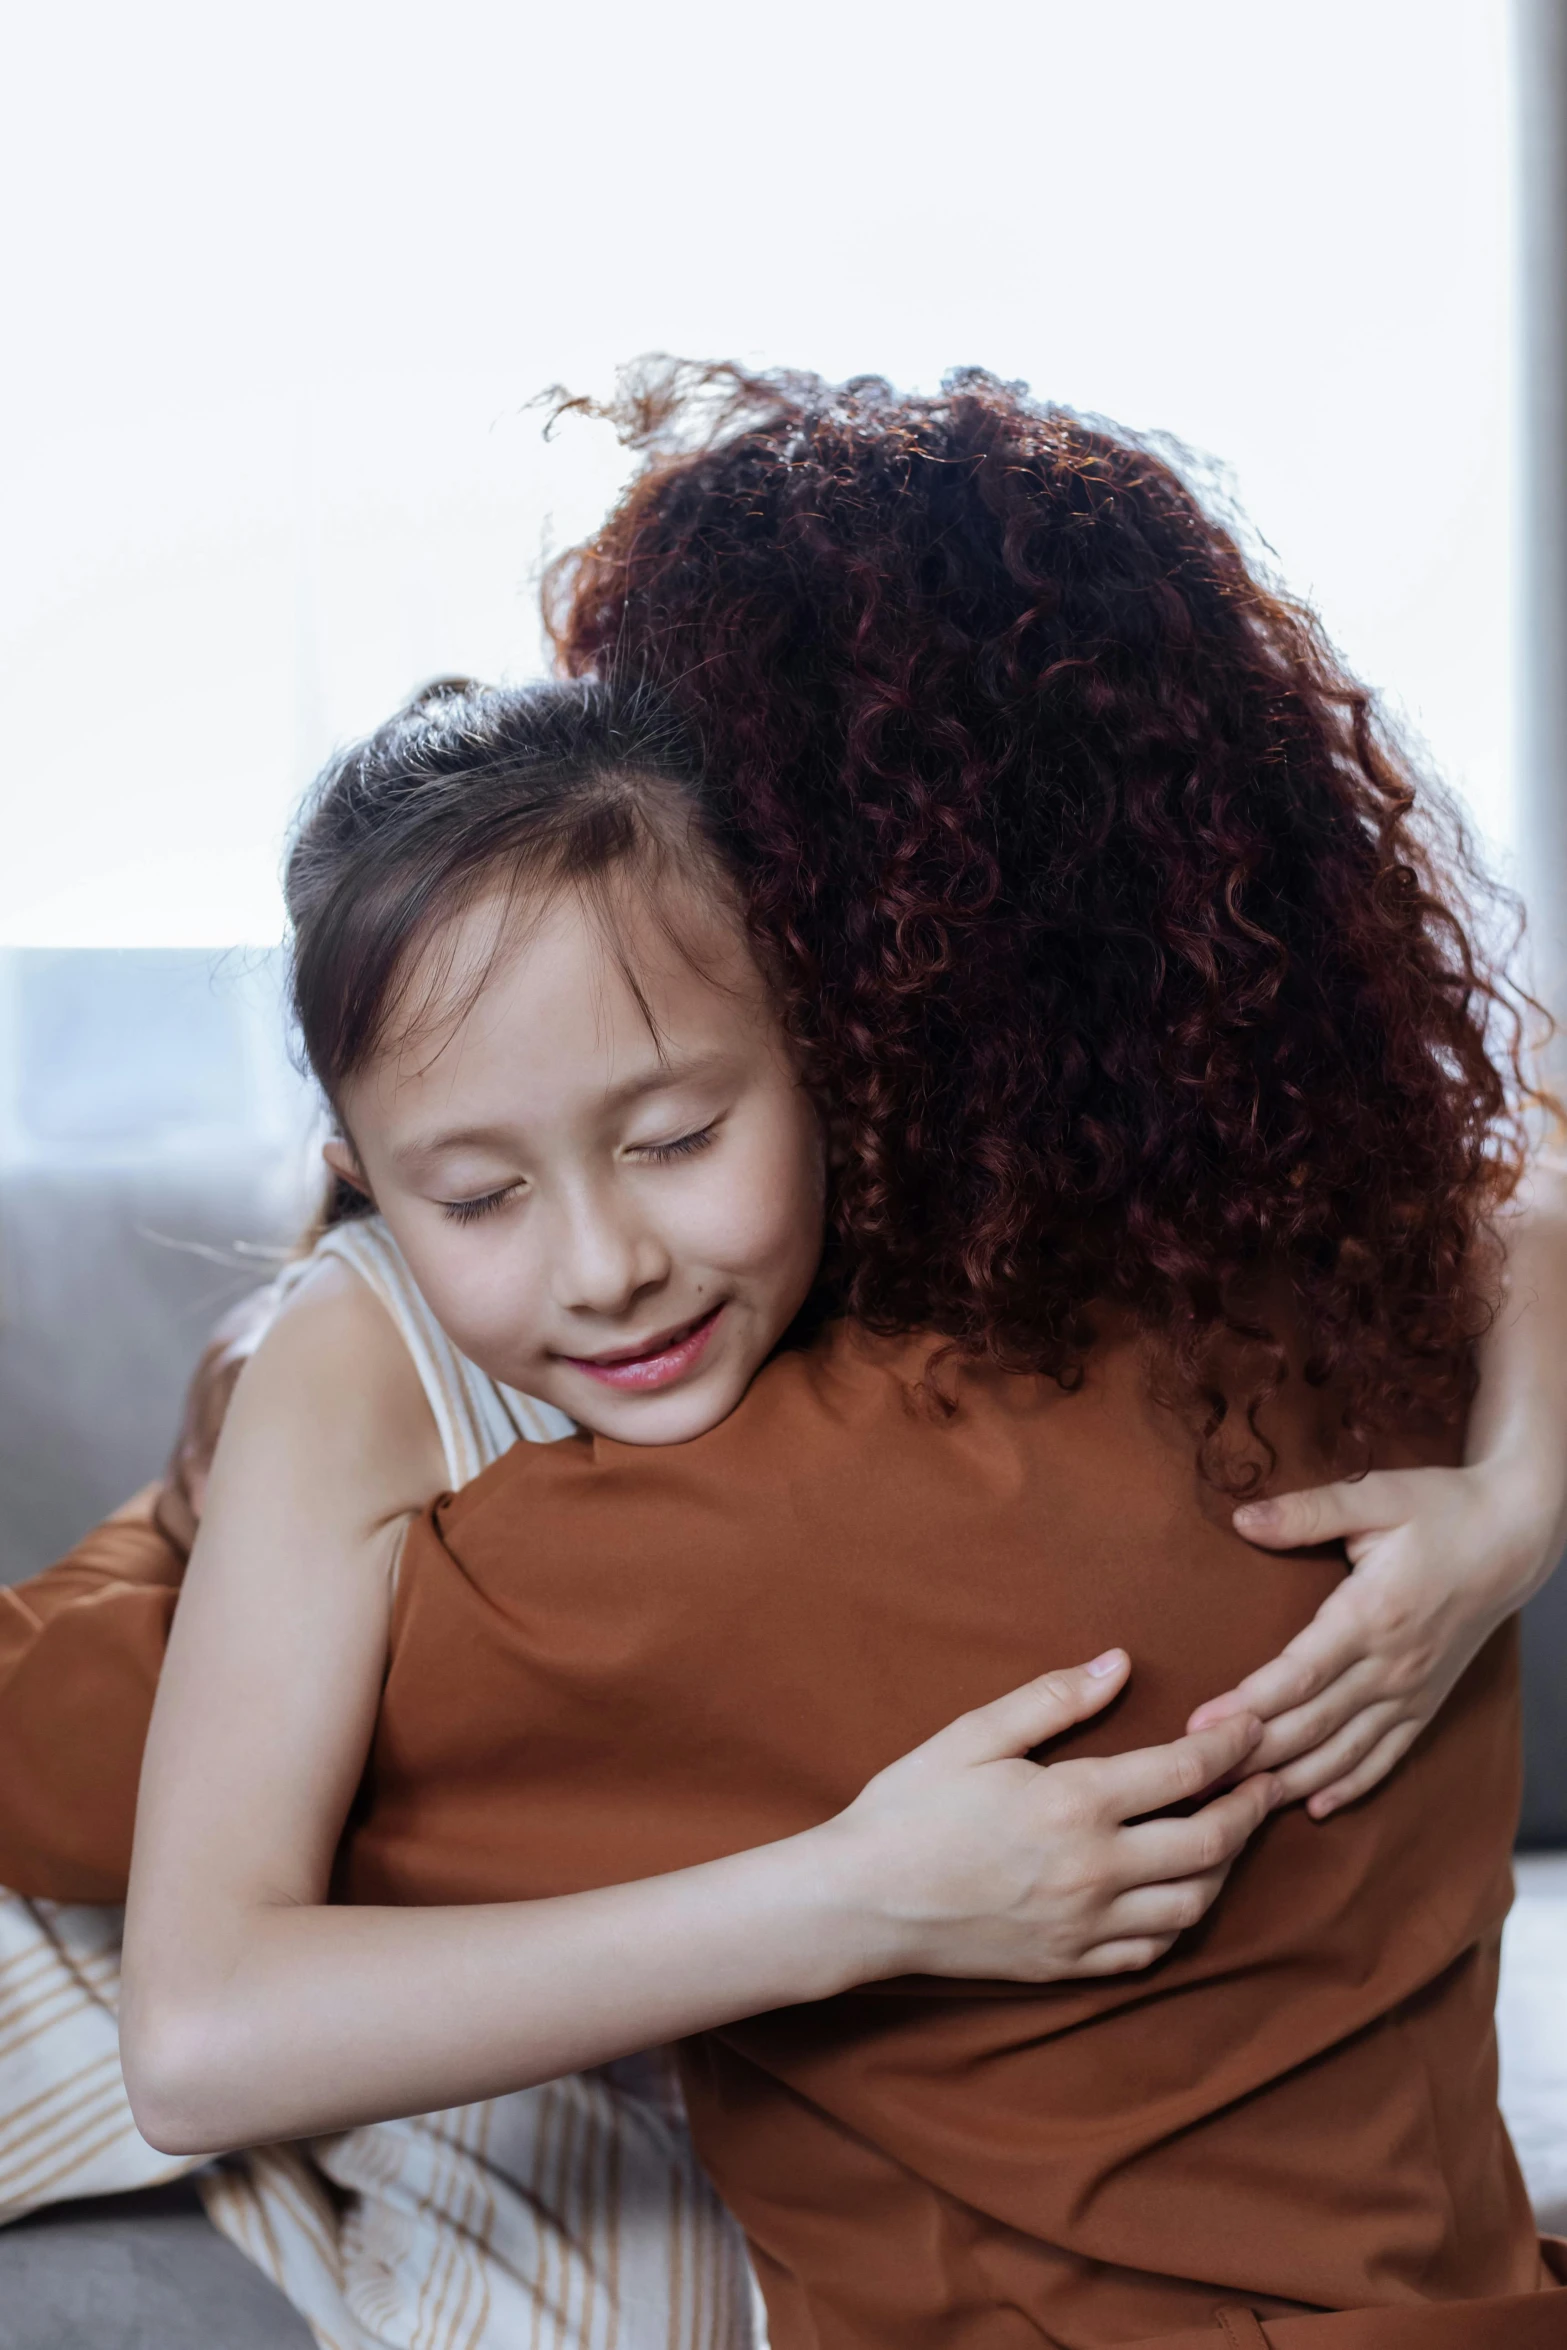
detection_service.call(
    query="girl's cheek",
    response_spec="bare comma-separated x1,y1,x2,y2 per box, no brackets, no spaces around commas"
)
404,1223,544,1364
683,1133,822,1277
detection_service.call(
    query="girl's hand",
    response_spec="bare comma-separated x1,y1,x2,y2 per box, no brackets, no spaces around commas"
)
1187,1460,1558,1819
828,1650,1273,1982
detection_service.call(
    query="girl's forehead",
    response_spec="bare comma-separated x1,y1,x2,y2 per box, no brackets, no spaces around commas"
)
357,871,777,1124
458,872,761,1024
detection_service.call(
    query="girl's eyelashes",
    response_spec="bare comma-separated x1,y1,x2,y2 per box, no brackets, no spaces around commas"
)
635,1123,718,1164
436,1128,714,1220
439,1185,519,1225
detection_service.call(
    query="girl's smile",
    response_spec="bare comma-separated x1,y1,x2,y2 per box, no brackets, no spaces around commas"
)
559,1301,726,1393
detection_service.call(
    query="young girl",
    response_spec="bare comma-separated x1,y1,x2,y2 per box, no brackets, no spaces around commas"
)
6,366,1565,2347
545,360,1567,1824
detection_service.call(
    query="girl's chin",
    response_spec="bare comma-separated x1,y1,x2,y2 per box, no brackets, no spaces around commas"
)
564,1354,755,1448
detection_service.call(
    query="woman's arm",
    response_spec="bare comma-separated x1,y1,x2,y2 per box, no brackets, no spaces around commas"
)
1190,1157,1567,1813
0,1487,184,1900
0,1280,286,1901
120,1262,1270,2157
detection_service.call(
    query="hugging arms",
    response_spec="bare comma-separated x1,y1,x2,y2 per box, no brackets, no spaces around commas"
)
92,679,1567,2143
8,1143,1558,2141
116,1081,1567,2152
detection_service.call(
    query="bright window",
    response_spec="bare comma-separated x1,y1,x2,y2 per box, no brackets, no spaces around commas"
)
0,0,1516,945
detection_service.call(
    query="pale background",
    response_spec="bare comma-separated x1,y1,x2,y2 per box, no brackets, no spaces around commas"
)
1,0,1519,949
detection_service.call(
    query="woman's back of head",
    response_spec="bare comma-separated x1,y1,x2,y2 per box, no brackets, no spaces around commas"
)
545,362,1545,1476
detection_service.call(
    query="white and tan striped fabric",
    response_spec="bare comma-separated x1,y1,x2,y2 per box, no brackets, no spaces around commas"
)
0,1212,759,2350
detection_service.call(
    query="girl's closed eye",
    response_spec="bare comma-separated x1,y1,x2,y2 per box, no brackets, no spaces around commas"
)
440,1185,521,1226
439,1127,717,1220
635,1123,718,1164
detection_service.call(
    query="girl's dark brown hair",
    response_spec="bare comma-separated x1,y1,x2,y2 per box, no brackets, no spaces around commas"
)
285,674,720,1229
546,362,1546,1474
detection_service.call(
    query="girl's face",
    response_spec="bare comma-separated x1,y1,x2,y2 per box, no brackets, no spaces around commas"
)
330,870,827,1446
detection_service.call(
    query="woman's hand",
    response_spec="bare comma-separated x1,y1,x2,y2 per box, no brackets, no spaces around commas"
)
1188,1163,1567,1818
1187,1458,1559,1819
827,1651,1274,1982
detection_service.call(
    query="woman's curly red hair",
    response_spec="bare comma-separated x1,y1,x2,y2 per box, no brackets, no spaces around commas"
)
546,362,1545,1477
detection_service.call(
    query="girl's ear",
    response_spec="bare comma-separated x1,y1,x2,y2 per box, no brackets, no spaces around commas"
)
322,1138,370,1198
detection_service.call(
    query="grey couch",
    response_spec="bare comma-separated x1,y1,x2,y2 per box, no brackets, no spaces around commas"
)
0,2185,314,2350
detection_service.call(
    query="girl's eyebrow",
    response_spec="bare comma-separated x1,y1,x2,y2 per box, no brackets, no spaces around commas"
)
599,1050,729,1113
391,1123,520,1170
393,1054,732,1169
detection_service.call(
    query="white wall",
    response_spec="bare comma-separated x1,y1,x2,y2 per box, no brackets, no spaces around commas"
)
0,0,1517,947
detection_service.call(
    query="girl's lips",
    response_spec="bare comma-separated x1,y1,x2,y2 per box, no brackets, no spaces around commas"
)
562,1304,725,1393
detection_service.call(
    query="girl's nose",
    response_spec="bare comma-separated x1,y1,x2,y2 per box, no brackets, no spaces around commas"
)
553,1193,670,1322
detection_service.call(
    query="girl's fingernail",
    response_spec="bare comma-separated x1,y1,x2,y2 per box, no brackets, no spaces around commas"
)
1086,1649,1126,1678
1234,1502,1276,1530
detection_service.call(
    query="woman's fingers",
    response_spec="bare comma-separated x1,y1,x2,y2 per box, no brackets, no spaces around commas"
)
1237,1656,1391,1771
1230,1473,1408,1553
1111,1775,1276,1887
1305,1718,1423,1817
1092,1712,1263,1822
1189,1477,1415,1733
1187,1604,1366,1734
920,1650,1130,1769
1263,1699,1405,1809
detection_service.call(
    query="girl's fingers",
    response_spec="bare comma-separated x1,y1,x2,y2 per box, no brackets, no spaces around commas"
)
1071,1935,1177,1977
1230,1473,1407,1553
1264,1700,1404,1808
1094,1715,1265,1824
1187,1596,1368,1732
1111,1776,1276,1888
1305,1719,1424,1818
1099,1868,1230,1939
925,1651,1130,1768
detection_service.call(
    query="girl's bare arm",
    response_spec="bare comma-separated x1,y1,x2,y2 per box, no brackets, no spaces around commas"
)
120,1263,1268,2157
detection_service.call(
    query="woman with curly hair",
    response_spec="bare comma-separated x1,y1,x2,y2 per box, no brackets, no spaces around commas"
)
546,361,1567,1817
4,368,1566,2348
